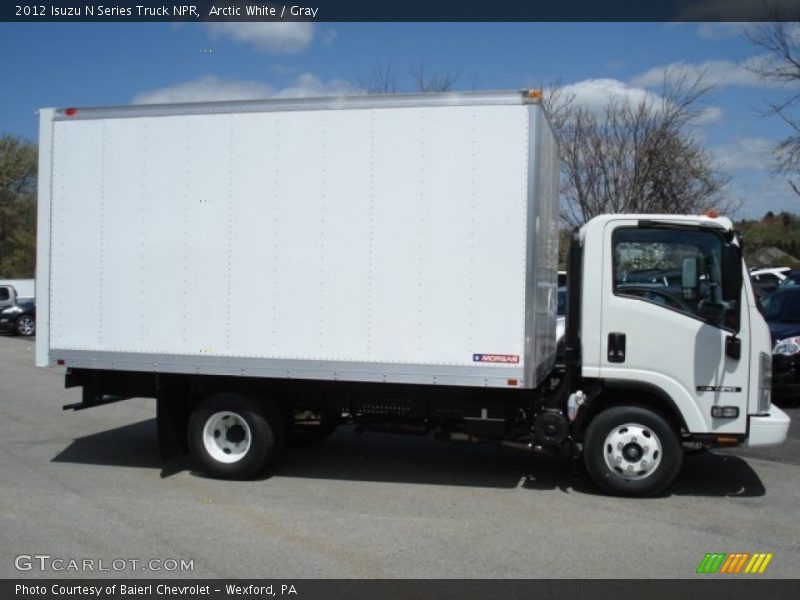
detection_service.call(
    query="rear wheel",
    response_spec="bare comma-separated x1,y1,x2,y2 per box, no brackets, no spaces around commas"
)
584,406,682,497
188,393,285,479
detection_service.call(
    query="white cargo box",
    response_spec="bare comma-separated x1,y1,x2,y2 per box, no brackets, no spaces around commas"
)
36,91,559,389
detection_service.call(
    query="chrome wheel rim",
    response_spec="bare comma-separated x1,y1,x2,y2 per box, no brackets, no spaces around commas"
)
603,422,662,480
202,411,252,464
16,316,35,336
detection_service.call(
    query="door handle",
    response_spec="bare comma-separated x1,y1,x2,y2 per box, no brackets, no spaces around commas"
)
608,332,626,363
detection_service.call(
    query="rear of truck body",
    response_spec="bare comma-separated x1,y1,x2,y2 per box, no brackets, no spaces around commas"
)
36,91,789,496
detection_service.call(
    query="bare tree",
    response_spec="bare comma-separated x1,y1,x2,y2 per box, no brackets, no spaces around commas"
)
747,21,800,195
411,60,461,93
361,60,462,95
359,62,399,95
544,71,731,227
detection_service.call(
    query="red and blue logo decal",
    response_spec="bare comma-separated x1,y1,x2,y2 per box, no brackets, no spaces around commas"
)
472,354,520,364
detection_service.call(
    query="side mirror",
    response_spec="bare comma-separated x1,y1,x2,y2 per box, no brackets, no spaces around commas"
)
681,257,698,300
721,242,742,332
721,243,743,303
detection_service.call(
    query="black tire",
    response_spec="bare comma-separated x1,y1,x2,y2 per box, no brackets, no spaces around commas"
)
14,315,35,336
188,393,285,479
584,406,682,497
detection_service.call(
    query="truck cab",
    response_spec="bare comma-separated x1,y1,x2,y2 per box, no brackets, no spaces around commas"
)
571,215,789,494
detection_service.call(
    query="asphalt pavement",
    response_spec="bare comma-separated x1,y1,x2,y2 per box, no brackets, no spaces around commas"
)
1,334,798,579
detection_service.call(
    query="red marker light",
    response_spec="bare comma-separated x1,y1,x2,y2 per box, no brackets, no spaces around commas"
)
64,108,77,116
56,359,65,365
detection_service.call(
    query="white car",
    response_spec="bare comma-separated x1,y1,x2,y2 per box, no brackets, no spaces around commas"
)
750,267,791,288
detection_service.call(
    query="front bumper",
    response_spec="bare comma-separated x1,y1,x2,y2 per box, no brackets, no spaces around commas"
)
745,406,791,447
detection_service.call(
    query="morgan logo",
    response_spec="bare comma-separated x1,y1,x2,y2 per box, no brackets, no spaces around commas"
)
472,353,520,364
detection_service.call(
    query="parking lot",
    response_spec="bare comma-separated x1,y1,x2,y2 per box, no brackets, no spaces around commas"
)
1,334,799,579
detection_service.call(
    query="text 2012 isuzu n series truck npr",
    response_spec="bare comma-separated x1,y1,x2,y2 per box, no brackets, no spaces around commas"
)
36,90,789,496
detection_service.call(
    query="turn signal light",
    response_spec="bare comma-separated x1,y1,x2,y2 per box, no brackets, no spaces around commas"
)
715,436,740,444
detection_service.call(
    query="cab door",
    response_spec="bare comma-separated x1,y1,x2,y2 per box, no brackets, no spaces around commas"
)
599,221,749,435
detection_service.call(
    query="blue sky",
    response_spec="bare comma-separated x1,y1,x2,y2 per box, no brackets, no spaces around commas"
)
0,21,797,219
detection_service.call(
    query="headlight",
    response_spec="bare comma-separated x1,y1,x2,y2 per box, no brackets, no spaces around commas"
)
0,306,22,315
773,336,800,355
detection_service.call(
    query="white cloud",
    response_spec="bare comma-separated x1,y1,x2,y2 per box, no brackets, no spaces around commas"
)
132,76,274,104
321,28,337,46
696,23,748,40
632,60,755,89
206,22,315,53
270,73,357,98
557,77,722,126
630,57,800,90
560,78,661,112
714,137,776,172
695,106,724,125
132,73,359,105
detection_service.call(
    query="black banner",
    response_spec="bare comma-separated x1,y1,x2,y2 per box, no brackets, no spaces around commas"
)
4,580,800,600
3,0,800,22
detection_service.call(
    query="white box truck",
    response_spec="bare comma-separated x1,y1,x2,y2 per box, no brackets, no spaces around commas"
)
36,91,789,496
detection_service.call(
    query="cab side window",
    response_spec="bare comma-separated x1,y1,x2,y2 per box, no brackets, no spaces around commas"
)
612,227,733,330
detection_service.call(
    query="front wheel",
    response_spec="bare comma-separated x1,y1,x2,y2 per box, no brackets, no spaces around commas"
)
188,393,285,479
14,315,35,336
584,406,682,497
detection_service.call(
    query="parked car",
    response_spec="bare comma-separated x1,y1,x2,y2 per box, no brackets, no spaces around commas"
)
0,300,36,336
750,266,791,293
751,280,773,303
760,287,800,394
778,270,800,290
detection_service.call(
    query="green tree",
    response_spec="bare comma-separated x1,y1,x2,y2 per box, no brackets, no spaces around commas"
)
0,135,37,278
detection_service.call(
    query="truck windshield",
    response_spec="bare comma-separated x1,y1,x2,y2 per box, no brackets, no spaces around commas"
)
612,227,736,330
